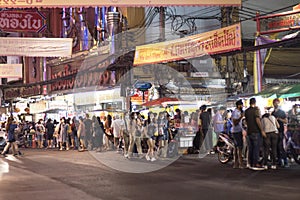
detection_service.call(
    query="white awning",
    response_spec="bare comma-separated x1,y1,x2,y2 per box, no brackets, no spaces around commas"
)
0,37,72,57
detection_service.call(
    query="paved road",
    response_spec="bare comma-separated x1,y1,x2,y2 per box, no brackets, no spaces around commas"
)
0,149,299,200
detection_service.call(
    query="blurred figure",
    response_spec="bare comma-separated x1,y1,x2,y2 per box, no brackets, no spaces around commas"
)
78,117,86,151
272,98,288,168
104,115,113,150
231,100,245,169
212,106,226,145
45,119,55,148
36,119,45,149
128,112,143,158
261,111,280,169
245,98,266,170
121,113,130,158
111,114,124,151
199,105,212,153
1,117,22,157
84,114,93,150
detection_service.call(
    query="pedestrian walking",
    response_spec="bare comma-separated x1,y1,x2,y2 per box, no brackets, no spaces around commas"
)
1,117,22,157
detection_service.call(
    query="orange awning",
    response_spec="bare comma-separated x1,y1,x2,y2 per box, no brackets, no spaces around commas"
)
0,0,241,8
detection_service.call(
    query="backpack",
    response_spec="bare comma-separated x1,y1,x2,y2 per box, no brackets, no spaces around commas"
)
67,125,72,134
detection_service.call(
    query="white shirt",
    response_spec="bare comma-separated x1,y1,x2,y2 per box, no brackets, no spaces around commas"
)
231,108,243,133
111,118,124,138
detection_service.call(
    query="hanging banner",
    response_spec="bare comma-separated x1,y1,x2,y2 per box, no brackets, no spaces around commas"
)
4,85,41,100
0,0,241,8
0,10,46,33
134,23,241,65
0,37,72,57
258,9,300,35
0,64,22,78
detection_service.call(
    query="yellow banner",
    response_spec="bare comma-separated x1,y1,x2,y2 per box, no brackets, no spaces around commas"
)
0,0,241,8
134,23,241,66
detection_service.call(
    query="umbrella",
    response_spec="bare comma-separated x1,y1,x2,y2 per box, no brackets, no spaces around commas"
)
141,97,179,107
278,83,300,98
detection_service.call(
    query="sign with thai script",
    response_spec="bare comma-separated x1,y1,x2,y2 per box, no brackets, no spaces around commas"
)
0,64,22,78
0,37,72,57
258,10,300,35
0,10,46,33
134,23,241,65
50,61,116,92
4,85,41,100
0,0,241,8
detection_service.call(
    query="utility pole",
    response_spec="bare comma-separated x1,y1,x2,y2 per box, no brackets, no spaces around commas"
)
159,7,165,42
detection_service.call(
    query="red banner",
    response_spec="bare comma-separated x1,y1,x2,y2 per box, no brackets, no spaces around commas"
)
0,10,46,33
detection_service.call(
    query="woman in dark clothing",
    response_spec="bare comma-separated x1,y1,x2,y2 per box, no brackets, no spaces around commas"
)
1,117,22,157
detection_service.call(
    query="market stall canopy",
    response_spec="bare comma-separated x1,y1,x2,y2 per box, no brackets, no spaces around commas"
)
255,83,300,98
278,83,300,98
255,85,285,98
0,0,241,8
141,97,179,107
38,108,66,114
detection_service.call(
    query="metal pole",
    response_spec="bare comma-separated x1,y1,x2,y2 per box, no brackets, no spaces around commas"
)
159,7,165,41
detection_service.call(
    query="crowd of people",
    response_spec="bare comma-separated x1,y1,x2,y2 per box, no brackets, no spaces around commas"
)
216,98,299,170
1,98,299,169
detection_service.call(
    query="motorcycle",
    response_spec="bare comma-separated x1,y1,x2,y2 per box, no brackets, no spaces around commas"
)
0,129,6,151
215,133,235,164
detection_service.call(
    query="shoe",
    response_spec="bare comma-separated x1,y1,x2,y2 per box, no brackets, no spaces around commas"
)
271,165,277,170
262,165,268,170
1,154,7,158
146,155,150,161
284,163,290,168
138,154,145,159
124,154,129,158
151,157,156,162
59,148,63,151
246,164,251,169
251,164,265,171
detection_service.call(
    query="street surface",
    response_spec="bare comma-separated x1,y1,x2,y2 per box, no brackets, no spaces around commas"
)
0,149,299,200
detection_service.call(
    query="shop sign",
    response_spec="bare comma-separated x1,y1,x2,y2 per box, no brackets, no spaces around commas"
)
0,0,241,8
29,101,47,114
48,101,67,110
4,85,41,100
0,37,72,57
259,10,300,34
0,10,46,33
50,62,116,92
190,72,209,78
134,23,241,65
131,90,149,105
0,64,22,78
134,82,152,91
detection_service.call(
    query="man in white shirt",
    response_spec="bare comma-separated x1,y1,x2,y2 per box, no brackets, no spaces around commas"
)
111,115,124,151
